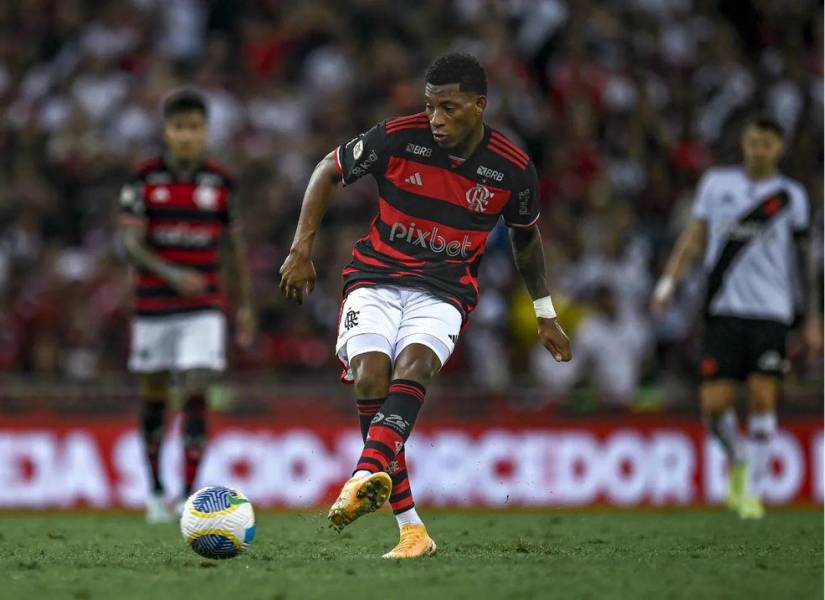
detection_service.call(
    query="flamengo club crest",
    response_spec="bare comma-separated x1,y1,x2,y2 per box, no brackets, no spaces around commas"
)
151,186,170,203
466,183,494,213
195,185,218,210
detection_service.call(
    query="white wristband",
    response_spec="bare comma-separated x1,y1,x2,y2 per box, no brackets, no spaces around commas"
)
533,295,557,319
653,276,675,303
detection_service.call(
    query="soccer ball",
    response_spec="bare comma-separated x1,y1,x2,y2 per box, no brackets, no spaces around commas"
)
180,486,256,559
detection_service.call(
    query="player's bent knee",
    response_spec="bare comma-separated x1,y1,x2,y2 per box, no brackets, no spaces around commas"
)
351,352,391,398
353,373,390,399
393,344,441,386
747,374,779,412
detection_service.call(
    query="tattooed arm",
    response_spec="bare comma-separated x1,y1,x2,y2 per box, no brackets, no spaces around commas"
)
509,225,572,362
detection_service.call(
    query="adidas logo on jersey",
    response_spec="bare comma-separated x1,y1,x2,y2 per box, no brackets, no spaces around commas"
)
404,172,423,186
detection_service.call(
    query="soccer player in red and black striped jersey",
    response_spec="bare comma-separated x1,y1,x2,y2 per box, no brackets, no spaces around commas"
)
119,89,255,523
279,54,572,558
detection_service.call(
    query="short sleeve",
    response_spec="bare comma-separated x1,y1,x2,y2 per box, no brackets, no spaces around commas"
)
691,171,715,221
789,183,810,233
118,178,146,226
335,122,389,186
502,162,540,228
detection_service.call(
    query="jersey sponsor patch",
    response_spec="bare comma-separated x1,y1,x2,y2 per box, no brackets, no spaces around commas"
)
476,165,504,182
406,143,432,157
388,221,473,258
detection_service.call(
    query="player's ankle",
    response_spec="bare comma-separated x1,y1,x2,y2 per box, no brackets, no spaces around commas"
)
353,470,372,479
395,507,423,528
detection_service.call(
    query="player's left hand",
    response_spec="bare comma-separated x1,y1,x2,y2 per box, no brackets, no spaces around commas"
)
538,317,572,362
235,305,256,350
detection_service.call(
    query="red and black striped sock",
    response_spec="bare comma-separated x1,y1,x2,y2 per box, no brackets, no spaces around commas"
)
356,397,417,514
183,392,207,496
355,379,425,474
389,449,415,514
356,398,384,441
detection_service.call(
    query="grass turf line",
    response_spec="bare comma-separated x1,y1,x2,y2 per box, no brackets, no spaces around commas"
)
1,510,821,600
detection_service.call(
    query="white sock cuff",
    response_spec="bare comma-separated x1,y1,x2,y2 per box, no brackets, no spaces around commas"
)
748,412,777,437
395,507,423,528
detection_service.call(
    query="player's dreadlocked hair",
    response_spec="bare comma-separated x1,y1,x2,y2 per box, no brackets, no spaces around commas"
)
163,88,208,119
424,53,487,96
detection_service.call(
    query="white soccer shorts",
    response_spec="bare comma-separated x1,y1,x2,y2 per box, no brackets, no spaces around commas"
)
128,310,227,373
335,285,463,382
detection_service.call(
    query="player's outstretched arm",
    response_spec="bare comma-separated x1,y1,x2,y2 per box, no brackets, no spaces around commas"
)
651,218,707,315
279,151,342,304
121,223,207,297
508,225,572,362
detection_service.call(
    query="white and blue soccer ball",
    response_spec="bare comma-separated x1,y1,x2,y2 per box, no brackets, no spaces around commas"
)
180,486,256,559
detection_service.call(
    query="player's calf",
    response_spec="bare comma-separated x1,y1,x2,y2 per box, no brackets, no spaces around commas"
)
355,379,425,474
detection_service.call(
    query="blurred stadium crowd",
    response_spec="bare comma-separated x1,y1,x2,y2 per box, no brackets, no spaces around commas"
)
0,0,821,405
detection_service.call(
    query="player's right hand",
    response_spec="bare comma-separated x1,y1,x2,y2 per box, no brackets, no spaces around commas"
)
279,249,316,305
170,269,208,297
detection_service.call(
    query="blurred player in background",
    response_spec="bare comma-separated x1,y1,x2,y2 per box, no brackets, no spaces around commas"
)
279,53,571,557
652,116,822,519
119,89,255,523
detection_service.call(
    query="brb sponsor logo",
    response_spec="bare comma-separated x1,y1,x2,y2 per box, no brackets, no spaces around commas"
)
406,143,432,157
389,222,472,257
476,165,504,182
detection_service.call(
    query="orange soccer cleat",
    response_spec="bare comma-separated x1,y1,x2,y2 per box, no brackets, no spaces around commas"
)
382,524,437,559
327,472,392,532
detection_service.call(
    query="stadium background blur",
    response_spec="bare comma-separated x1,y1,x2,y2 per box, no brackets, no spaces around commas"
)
0,0,821,414
1,6,822,597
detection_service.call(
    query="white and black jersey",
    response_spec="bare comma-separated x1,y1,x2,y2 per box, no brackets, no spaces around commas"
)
692,165,809,325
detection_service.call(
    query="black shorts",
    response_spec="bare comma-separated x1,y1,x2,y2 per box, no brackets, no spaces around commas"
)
701,316,789,381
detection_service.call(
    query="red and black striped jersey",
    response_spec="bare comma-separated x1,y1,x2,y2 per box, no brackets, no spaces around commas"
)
119,156,238,317
334,112,540,319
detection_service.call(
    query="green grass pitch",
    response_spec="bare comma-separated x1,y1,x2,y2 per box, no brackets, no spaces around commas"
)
1,509,821,600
